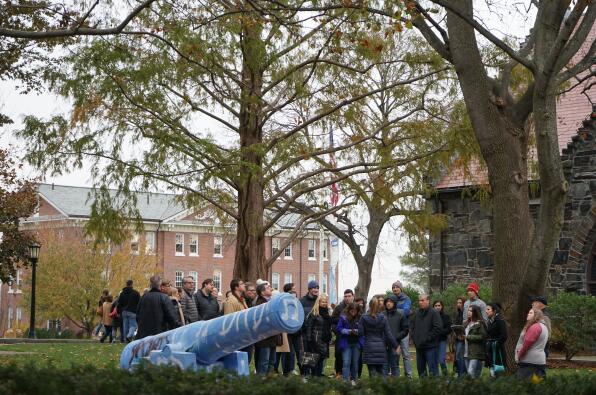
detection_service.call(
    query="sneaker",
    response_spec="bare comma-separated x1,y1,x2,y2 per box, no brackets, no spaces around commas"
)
350,380,357,386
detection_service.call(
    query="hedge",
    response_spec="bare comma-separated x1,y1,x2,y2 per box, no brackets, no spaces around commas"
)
0,364,595,395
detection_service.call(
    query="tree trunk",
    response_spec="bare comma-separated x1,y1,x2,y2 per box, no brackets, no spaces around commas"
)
233,6,266,282
353,210,387,299
446,1,532,370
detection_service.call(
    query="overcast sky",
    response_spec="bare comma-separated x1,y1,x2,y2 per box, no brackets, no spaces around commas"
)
0,1,538,299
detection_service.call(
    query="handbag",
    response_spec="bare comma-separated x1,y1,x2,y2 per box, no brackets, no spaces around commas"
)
492,342,506,374
299,351,320,369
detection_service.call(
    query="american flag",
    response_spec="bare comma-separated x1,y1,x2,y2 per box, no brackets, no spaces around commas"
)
329,130,339,207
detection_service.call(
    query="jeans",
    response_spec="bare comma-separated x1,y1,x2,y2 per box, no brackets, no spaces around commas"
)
416,347,439,377
437,340,448,375
122,311,137,341
383,348,400,377
93,323,104,336
367,364,384,378
256,346,276,374
335,344,343,374
454,340,466,377
400,335,413,377
341,344,360,381
465,358,483,378
284,334,301,376
100,325,113,343
517,363,546,380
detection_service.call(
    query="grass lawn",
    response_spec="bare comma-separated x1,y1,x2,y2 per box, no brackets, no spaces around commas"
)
0,342,593,378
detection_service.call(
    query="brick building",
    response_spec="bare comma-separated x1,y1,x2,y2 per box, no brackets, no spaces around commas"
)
0,183,337,336
427,25,596,295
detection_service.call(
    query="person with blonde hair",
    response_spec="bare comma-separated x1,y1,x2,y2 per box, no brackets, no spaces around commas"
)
358,296,398,378
515,308,549,379
303,293,332,376
167,286,185,328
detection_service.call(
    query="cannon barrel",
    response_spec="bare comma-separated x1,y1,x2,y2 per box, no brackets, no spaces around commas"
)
120,292,304,370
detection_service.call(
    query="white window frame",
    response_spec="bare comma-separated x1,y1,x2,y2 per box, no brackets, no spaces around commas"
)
272,238,281,259
7,307,13,329
308,239,316,260
145,231,156,255
308,274,316,283
283,241,293,260
322,274,328,294
271,272,280,291
213,270,222,291
213,235,223,257
175,233,185,256
130,233,140,255
189,234,199,256
175,271,184,288
189,271,198,292
284,273,293,286
16,307,22,324
322,240,328,261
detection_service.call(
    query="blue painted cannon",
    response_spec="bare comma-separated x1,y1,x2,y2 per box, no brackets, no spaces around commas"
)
120,293,304,375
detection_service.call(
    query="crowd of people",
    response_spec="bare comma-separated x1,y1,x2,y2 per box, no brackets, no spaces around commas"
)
95,277,551,381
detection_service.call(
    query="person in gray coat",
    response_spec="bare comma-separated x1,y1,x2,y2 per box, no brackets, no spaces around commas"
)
358,296,398,378
194,278,222,320
179,276,199,324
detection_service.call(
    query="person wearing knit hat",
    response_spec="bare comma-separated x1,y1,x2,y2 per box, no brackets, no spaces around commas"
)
463,282,487,321
391,280,413,378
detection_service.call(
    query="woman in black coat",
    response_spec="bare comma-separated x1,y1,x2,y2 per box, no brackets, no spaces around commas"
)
486,302,508,377
358,296,398,378
304,294,332,376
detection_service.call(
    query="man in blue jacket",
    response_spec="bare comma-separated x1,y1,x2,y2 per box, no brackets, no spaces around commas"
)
392,280,412,378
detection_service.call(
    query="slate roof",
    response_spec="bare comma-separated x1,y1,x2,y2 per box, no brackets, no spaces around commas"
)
435,23,595,190
37,183,185,221
37,183,342,231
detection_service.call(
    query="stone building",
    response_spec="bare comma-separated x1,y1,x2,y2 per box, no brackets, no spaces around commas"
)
428,102,596,295
0,183,337,336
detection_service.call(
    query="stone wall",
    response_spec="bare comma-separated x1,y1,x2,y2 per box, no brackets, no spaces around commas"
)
429,106,596,295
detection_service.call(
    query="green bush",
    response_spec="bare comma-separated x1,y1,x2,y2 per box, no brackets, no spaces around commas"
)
549,292,596,360
28,328,77,339
400,284,421,306
431,283,493,317
0,364,594,395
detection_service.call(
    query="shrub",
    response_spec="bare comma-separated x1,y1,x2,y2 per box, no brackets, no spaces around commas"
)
0,364,594,395
431,283,493,317
549,292,596,360
27,328,77,339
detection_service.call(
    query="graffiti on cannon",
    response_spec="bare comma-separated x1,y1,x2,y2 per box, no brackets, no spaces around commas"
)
120,292,304,375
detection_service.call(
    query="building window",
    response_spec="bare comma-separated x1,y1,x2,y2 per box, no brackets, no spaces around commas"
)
272,272,280,290
175,271,183,288
8,307,13,329
213,270,222,291
16,269,21,288
322,274,328,294
131,233,140,255
308,239,316,260
284,273,293,286
284,241,292,260
16,307,22,325
308,274,316,283
175,233,184,255
145,232,156,254
214,235,223,257
189,271,198,292
322,241,328,260
272,238,280,258
189,234,199,256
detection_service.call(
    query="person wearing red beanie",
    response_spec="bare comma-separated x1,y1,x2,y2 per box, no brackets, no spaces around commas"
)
463,282,487,321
